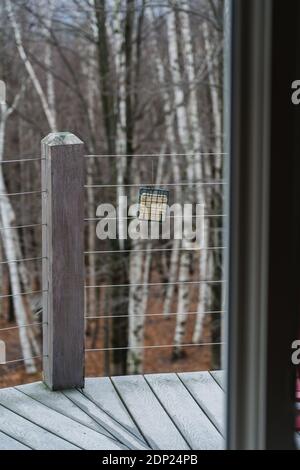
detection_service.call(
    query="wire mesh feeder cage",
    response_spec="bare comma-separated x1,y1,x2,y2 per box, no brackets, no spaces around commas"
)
138,187,169,222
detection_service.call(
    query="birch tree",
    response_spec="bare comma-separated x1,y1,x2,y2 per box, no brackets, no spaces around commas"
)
85,2,98,328
5,0,57,132
200,17,224,366
127,146,165,374
175,0,211,344
149,7,182,319
0,89,36,373
166,3,193,358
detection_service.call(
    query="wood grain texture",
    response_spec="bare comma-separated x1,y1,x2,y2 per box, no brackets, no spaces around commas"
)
64,388,149,450
0,431,31,450
42,133,85,390
0,404,79,450
210,370,225,390
178,371,224,435
145,373,224,450
0,388,125,450
112,374,190,450
16,382,113,437
83,377,145,442
0,372,226,450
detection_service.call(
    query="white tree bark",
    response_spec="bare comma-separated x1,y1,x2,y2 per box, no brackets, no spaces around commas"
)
127,154,144,373
112,0,127,249
193,20,223,343
5,0,57,132
149,7,182,318
177,0,211,343
0,101,36,373
127,242,145,373
127,144,166,373
43,0,57,131
203,21,222,162
166,5,193,353
85,3,98,326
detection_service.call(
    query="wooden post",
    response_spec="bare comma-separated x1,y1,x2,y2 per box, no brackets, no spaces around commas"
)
42,132,85,390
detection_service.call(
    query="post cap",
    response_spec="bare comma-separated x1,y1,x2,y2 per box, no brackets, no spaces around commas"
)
42,132,83,147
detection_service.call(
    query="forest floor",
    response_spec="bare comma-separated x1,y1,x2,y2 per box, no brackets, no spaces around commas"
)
0,296,214,388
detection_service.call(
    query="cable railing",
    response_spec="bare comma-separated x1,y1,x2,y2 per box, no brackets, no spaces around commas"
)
0,322,43,332
0,157,44,164
0,309,224,333
0,223,44,231
0,289,47,299
0,156,45,370
85,214,227,221
85,309,224,320
0,256,45,265
0,141,225,386
85,152,228,158
85,342,224,353
85,279,224,289
85,181,226,188
83,151,225,377
3,355,45,365
84,247,225,255
0,190,45,197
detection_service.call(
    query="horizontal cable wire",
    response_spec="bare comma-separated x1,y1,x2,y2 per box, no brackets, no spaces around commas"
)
0,223,45,231
84,246,225,255
0,355,45,365
0,289,47,299
84,309,224,320
0,190,45,197
85,342,224,352
85,279,224,289
0,256,45,265
85,153,228,158
0,157,44,164
0,322,43,332
85,214,227,221
85,181,226,189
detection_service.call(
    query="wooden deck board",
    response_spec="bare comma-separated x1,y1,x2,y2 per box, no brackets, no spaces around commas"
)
16,382,113,438
112,374,190,450
82,377,145,442
0,388,125,450
0,404,79,450
145,373,223,450
0,371,225,450
63,388,148,450
210,370,225,390
0,431,31,450
178,371,224,435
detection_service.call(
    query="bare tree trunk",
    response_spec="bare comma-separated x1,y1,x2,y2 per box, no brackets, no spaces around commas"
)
198,19,223,366
149,7,182,318
94,0,137,375
112,0,127,251
85,6,98,331
127,146,164,373
166,5,193,356
177,0,210,344
0,103,36,373
127,242,144,373
5,0,57,132
44,0,57,131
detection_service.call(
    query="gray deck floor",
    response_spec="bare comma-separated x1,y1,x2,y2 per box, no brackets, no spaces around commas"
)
0,371,224,450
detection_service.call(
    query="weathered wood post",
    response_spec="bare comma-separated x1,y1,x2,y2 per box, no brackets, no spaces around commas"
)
42,132,85,390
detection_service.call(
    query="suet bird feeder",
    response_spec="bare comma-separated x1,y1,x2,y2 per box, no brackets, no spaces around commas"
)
138,187,169,222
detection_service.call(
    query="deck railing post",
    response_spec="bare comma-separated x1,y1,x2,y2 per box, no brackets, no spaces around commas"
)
41,132,85,390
